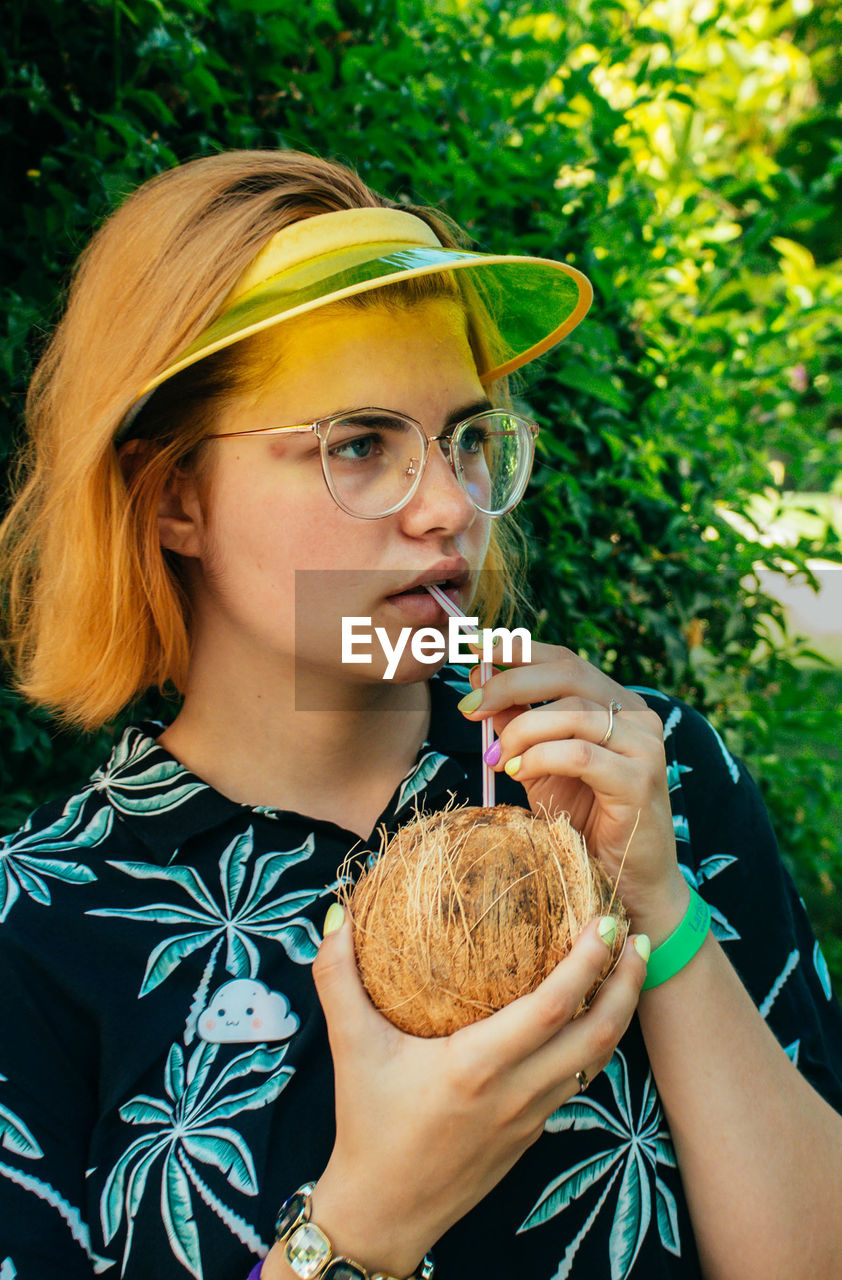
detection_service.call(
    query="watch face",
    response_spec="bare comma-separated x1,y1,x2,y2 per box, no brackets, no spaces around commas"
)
285,1222,332,1278
274,1189,310,1241
323,1260,368,1280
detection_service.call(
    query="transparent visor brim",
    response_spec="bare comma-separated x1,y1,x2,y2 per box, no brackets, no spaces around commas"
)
143,245,592,395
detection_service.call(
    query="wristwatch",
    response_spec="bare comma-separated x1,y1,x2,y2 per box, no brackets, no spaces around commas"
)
274,1184,435,1280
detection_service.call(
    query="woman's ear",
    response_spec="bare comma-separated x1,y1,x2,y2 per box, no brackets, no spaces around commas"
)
156,463,206,558
118,439,206,558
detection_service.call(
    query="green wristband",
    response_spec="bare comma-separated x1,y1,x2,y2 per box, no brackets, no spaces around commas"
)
640,887,711,990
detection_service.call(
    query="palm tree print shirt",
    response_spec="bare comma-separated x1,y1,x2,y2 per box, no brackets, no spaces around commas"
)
1,669,841,1280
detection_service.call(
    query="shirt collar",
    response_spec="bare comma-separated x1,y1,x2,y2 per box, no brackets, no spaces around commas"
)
92,665,480,864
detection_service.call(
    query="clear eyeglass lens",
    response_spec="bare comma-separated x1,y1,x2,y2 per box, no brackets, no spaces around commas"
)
323,410,531,517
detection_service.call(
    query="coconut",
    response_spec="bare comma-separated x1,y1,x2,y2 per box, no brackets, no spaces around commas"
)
345,803,627,1037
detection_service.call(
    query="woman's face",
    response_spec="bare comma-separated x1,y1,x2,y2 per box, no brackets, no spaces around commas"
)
164,298,495,687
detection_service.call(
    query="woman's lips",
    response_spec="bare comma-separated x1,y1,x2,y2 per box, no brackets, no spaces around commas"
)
384,583,465,625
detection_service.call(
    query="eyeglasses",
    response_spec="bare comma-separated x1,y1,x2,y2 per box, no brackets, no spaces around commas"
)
206,407,539,520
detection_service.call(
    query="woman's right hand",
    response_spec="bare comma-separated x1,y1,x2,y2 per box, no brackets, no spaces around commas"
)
265,910,648,1280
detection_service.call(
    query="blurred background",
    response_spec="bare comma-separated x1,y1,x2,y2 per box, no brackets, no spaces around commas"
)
1,0,840,984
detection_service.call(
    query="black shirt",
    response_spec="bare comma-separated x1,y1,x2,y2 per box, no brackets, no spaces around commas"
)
1,667,840,1279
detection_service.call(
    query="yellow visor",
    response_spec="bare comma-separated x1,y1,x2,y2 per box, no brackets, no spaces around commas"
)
118,207,592,438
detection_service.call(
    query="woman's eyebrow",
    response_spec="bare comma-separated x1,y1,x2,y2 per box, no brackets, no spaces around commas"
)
444,398,494,427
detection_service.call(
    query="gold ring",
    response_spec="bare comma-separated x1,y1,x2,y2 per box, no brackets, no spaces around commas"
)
598,698,623,746
575,1068,590,1093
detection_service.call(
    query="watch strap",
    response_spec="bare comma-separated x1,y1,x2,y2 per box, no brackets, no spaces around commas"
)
274,1185,434,1280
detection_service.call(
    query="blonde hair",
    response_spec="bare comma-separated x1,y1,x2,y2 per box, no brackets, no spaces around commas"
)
0,150,528,731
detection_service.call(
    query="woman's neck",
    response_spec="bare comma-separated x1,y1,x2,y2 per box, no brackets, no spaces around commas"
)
157,647,432,840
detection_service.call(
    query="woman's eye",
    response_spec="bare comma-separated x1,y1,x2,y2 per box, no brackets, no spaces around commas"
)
459,427,488,455
329,432,383,462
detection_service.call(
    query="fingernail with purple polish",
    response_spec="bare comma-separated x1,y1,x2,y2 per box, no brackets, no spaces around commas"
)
483,738,502,767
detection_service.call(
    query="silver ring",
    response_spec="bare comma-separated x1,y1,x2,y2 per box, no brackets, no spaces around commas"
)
598,698,623,746
575,1068,590,1093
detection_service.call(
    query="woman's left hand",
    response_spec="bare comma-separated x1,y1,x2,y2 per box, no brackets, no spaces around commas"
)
463,638,689,940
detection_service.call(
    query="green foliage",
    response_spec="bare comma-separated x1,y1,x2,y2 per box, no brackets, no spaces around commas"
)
2,0,840,984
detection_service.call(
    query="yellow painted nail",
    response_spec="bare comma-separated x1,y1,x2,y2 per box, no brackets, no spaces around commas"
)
597,916,618,947
323,903,345,938
504,755,522,777
457,689,483,714
468,630,501,650
634,934,651,963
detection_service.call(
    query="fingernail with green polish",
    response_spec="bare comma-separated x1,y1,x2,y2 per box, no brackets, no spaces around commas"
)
322,903,345,938
504,755,522,777
634,934,651,963
458,689,483,715
597,916,618,947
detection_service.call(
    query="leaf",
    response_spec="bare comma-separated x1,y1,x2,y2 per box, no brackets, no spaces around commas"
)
120,1094,175,1126
161,1151,202,1278
651,1136,677,1169
245,887,324,923
183,1042,219,1113
245,835,317,904
9,862,50,904
709,905,741,943
108,779,211,815
608,1146,651,1280
271,919,320,964
0,863,20,922
109,863,220,914
544,1096,629,1140
181,1126,258,1196
0,1102,43,1159
165,1044,186,1103
603,1051,634,1121
139,929,220,996
122,1142,163,1264
219,828,254,915
395,751,449,812
665,762,693,792
770,236,815,274
124,87,177,126
193,1043,289,1114
520,1147,624,1230
16,808,113,855
636,1071,658,1135
655,1176,681,1255
100,1133,161,1244
554,366,632,413
706,723,740,784
229,0,294,11
89,904,215,926
696,854,737,881
814,940,833,1000
192,1068,293,1126
225,927,260,977
9,791,87,847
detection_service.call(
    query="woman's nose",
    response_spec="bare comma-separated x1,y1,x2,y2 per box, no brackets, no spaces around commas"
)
399,437,477,535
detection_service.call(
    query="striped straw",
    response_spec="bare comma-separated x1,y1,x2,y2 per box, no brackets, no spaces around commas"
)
425,584,495,807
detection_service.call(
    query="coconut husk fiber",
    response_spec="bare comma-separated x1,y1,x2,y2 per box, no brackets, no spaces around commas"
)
346,803,627,1037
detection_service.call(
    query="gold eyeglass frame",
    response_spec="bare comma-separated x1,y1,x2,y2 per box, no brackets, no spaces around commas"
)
206,407,539,520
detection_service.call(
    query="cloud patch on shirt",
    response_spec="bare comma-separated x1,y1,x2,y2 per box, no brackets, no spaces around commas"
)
198,978,299,1044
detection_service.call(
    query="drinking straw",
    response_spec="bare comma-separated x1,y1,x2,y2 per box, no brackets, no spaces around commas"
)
424,584,495,807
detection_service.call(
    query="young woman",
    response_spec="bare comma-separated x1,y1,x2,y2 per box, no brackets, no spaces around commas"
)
1,150,840,1280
